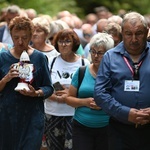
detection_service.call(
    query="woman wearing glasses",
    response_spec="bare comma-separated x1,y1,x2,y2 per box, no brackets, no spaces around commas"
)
65,32,114,150
44,29,90,150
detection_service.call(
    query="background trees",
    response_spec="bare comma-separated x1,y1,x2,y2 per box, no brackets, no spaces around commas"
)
0,0,150,19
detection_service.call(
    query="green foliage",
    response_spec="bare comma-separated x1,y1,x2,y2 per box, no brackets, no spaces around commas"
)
75,0,150,15
0,0,84,18
1,0,150,20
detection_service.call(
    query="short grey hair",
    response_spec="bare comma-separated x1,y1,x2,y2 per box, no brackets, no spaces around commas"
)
122,12,148,29
49,20,69,38
6,5,21,15
89,32,114,50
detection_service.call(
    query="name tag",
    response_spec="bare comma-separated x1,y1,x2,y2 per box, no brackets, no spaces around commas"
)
124,80,140,91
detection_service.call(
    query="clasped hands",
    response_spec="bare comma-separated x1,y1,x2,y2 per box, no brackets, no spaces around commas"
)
128,108,150,125
54,88,68,103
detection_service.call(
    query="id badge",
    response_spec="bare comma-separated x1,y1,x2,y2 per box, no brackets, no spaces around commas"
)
124,80,140,91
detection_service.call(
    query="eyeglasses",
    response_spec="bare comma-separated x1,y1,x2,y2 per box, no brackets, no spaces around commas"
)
58,40,72,45
89,49,105,56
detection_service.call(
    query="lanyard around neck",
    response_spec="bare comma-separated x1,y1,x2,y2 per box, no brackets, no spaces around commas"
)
123,56,143,80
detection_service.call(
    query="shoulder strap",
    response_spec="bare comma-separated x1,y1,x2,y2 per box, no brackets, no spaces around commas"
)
78,66,86,90
81,58,85,66
50,56,57,70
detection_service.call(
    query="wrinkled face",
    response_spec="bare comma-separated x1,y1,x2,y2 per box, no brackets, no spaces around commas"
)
122,20,148,55
31,26,47,43
11,28,31,51
90,45,105,67
57,37,73,55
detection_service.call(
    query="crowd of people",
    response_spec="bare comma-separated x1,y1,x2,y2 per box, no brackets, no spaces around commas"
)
0,3,150,150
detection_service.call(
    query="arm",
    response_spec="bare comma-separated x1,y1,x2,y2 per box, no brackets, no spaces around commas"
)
65,85,95,108
65,67,100,110
94,53,130,123
94,53,149,124
0,64,19,91
48,88,68,103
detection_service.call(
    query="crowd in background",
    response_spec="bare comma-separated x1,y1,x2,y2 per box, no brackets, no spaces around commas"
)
0,4,150,55
1,4,150,150
0,5,126,55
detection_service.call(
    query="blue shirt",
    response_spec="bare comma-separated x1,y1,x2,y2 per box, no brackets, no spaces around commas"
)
72,65,109,128
94,41,150,124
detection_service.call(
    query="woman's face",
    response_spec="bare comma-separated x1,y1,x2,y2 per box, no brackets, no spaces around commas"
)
90,45,106,67
57,37,73,55
11,28,31,52
31,26,47,44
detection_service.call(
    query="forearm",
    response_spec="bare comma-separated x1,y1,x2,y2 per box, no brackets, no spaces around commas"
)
49,93,66,103
65,96,88,108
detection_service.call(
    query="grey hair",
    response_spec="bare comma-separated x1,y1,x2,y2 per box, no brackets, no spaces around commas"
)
49,20,69,38
89,32,114,50
122,12,148,29
6,5,21,15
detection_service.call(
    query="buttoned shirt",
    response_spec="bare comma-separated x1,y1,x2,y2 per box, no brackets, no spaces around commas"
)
94,41,150,124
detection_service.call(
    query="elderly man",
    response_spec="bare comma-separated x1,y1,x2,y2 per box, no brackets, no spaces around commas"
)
94,12,150,150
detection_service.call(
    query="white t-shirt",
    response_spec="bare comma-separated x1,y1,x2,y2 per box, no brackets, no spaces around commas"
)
44,54,90,116
41,48,59,60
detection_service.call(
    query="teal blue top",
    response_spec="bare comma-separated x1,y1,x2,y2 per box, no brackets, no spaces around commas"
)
0,44,12,53
71,65,109,128
76,44,85,56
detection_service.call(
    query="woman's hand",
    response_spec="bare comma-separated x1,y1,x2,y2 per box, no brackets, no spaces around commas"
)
4,64,19,82
18,84,40,97
54,88,68,103
86,98,101,110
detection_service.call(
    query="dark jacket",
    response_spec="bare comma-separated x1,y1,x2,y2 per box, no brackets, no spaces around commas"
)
0,25,6,42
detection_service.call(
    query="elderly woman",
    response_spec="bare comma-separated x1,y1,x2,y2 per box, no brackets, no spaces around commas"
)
65,32,114,150
44,28,90,150
31,17,59,60
103,22,122,47
0,16,54,149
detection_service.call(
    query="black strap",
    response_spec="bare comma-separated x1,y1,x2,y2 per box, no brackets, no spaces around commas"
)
78,66,86,90
81,58,85,66
50,56,57,70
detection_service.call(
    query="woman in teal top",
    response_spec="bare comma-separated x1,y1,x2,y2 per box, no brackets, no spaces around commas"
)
65,32,114,150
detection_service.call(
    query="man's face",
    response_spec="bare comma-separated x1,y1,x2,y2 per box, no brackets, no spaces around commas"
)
122,20,148,55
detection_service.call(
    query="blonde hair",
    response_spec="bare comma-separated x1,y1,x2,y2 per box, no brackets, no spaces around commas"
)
32,17,50,37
